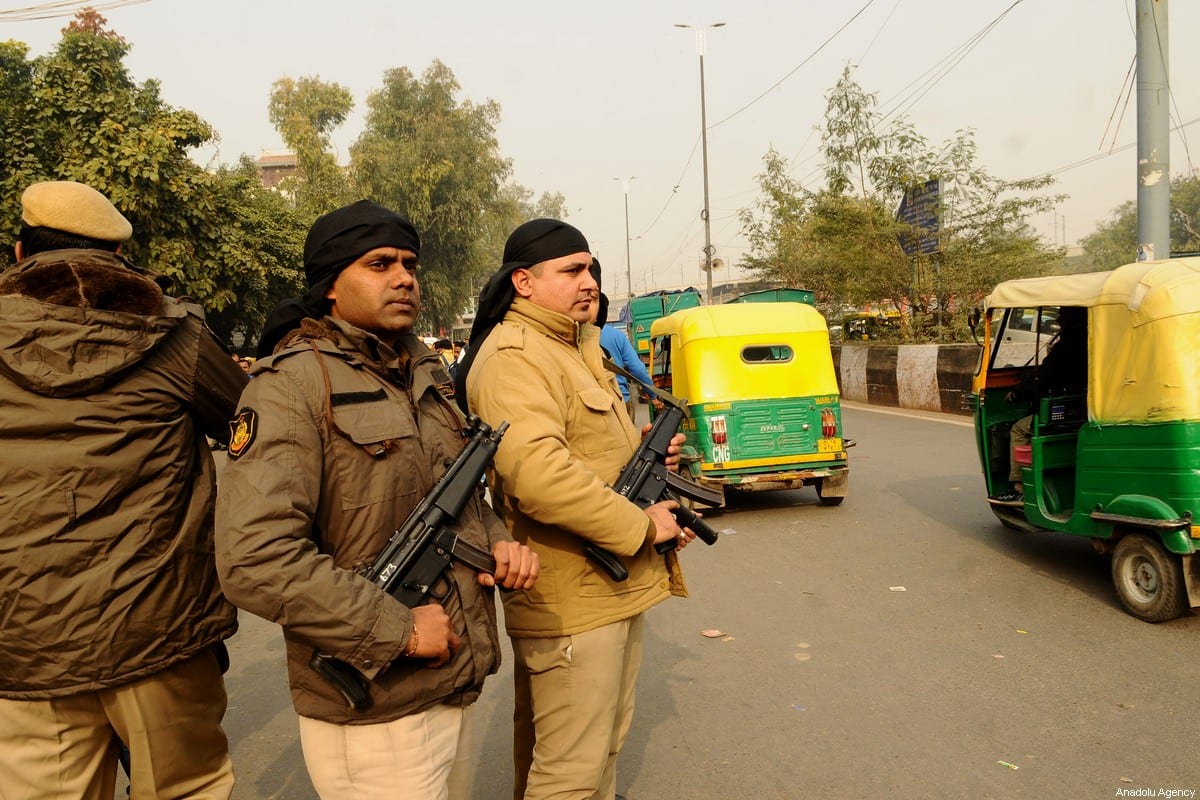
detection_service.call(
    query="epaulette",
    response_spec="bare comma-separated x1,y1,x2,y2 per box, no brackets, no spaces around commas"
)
491,322,527,352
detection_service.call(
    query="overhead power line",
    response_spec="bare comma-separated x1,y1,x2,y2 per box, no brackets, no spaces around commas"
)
783,0,1026,191
1099,55,1137,152
637,2,878,242
710,0,876,130
0,0,148,22
1029,115,1200,181
876,0,1024,127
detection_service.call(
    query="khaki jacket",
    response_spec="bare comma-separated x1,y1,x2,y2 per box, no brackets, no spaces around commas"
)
0,249,245,699
466,298,686,639
215,318,511,724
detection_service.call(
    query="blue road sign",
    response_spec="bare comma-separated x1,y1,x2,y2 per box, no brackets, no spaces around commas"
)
896,179,941,256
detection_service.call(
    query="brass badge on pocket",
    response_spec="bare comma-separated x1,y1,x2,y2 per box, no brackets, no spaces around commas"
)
227,408,258,460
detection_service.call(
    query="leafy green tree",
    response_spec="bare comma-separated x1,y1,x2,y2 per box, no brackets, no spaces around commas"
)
739,66,1063,340
196,157,306,347
350,60,512,333
267,76,354,217
1081,174,1200,268
0,11,307,345
486,184,569,265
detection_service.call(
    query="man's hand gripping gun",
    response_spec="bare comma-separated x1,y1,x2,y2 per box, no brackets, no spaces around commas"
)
310,414,509,711
584,404,722,581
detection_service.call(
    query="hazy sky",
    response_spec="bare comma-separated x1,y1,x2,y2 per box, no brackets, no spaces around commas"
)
5,0,1197,297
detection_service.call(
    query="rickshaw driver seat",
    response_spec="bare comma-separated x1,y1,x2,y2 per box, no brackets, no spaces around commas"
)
993,306,1089,505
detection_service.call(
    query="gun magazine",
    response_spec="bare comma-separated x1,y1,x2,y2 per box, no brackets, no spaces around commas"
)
583,543,630,582
309,651,373,711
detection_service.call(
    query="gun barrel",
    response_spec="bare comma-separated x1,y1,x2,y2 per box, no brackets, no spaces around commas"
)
671,503,719,545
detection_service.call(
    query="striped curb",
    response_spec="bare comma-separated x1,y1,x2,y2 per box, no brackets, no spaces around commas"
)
832,344,979,416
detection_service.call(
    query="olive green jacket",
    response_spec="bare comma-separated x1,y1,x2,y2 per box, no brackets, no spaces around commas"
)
466,298,686,639
216,318,511,724
0,249,245,699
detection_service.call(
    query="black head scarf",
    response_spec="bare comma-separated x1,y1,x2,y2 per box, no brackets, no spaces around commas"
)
589,258,608,329
454,218,590,411
256,200,420,357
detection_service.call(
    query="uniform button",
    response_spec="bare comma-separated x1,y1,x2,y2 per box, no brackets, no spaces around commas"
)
660,580,668,588
362,660,374,670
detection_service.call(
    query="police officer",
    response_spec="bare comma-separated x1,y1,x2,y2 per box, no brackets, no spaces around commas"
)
0,180,246,799
215,200,537,800
458,219,692,800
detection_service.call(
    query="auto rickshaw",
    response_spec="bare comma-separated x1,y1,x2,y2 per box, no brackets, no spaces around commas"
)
649,302,848,506
841,310,901,340
968,258,1200,622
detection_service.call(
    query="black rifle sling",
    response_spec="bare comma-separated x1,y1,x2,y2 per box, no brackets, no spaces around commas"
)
601,357,689,416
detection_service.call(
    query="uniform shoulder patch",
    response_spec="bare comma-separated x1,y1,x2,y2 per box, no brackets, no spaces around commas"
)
227,407,258,460
492,323,527,351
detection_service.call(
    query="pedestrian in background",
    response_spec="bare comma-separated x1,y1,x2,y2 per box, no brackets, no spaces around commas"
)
589,259,653,421
0,180,246,799
434,337,458,395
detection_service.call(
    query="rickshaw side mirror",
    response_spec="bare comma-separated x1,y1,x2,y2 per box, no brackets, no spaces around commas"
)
967,307,983,347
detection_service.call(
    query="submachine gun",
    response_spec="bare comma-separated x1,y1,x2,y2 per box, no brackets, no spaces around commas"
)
310,414,508,711
584,375,723,581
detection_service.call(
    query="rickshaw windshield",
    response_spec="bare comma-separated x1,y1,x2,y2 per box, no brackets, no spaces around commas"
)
983,257,1200,423
987,307,1059,370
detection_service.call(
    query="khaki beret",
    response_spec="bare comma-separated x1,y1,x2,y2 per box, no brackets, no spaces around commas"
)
20,181,132,243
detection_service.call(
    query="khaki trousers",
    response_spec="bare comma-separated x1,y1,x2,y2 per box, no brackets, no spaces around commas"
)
512,615,646,800
298,703,475,800
0,650,233,800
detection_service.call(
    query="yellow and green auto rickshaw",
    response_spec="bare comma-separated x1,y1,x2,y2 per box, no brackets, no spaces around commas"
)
841,310,902,341
649,302,848,506
969,258,1200,622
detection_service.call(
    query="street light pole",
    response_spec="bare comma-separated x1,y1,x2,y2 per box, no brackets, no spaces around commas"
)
676,22,724,305
612,176,636,301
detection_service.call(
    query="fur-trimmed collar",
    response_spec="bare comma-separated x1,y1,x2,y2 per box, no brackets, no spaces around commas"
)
0,249,163,316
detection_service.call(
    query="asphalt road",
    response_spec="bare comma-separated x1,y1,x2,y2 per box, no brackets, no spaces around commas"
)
155,403,1200,799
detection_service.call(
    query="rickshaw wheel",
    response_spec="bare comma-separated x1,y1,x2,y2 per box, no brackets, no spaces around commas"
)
815,479,845,506
1111,534,1188,623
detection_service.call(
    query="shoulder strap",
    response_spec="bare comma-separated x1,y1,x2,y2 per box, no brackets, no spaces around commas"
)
601,356,689,416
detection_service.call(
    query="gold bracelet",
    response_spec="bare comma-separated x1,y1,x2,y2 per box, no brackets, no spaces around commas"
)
403,627,419,658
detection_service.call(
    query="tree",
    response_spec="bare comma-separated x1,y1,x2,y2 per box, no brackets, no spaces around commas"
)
1081,174,1200,268
486,184,569,270
739,67,1062,340
350,60,512,333
196,157,306,347
268,76,354,218
0,11,306,345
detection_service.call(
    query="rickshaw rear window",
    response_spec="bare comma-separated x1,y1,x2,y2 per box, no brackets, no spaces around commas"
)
741,345,793,363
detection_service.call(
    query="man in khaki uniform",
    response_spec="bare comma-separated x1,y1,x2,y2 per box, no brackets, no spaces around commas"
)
215,200,538,800
0,181,246,799
458,219,693,800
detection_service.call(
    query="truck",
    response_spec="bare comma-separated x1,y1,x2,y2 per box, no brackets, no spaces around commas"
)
724,287,816,306
623,288,702,366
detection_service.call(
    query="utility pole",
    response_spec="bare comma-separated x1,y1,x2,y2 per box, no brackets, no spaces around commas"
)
676,22,724,304
1136,0,1170,261
612,177,636,301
